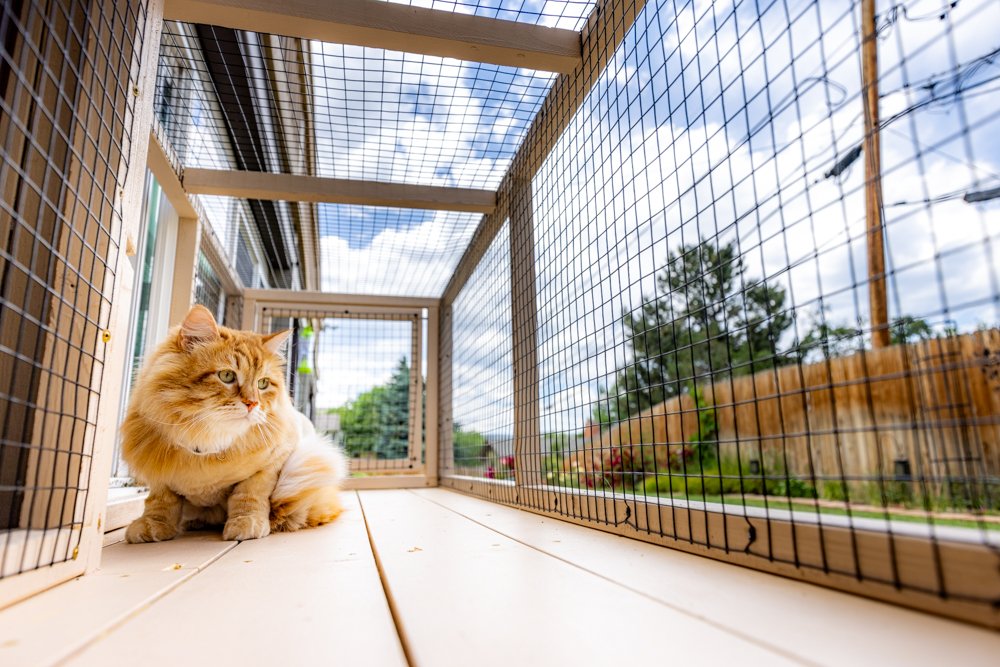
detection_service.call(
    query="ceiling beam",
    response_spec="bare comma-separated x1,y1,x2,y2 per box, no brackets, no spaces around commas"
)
147,128,199,219
164,0,582,73
182,168,497,213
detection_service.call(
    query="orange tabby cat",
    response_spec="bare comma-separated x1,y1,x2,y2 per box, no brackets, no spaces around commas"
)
121,305,346,543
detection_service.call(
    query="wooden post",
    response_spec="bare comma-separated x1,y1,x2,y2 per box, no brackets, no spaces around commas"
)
425,305,440,486
862,0,890,348
509,178,543,493
168,217,201,326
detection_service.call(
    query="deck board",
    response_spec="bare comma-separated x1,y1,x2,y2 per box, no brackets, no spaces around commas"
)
68,491,406,666
5,487,999,666
416,488,1000,666
0,534,235,667
358,489,799,667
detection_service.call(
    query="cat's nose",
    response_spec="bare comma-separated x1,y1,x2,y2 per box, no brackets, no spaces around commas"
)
243,399,258,412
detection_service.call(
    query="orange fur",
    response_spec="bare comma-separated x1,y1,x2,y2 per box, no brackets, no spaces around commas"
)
121,305,345,543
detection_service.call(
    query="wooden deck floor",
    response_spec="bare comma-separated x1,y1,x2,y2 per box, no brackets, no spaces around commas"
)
2,489,999,666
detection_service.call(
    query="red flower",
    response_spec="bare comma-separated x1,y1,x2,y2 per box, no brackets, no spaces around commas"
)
501,456,515,469
485,466,496,479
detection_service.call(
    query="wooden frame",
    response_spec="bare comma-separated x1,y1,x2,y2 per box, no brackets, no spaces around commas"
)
164,0,582,73
247,291,441,490
182,168,497,214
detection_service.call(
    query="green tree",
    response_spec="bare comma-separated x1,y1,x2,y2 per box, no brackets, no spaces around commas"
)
890,315,933,345
594,238,793,424
375,357,411,459
330,385,387,458
329,357,412,459
452,422,488,467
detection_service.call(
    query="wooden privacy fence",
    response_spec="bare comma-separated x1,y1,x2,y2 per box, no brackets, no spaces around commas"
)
575,330,1000,502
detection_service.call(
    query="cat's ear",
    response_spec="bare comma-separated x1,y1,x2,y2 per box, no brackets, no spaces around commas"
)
262,329,292,357
179,305,220,351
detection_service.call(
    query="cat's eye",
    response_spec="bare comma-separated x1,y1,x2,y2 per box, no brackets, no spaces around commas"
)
217,369,236,383
257,378,270,390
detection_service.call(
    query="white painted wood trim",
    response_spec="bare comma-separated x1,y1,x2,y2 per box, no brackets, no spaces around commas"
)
104,490,149,533
80,0,166,579
0,529,84,610
241,295,258,330
146,128,198,219
182,168,497,214
168,216,201,327
243,288,439,310
164,0,582,73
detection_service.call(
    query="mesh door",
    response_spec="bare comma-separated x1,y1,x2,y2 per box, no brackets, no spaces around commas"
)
263,307,424,474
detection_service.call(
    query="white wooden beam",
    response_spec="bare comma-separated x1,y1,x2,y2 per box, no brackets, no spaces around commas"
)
243,287,439,310
147,128,198,219
182,168,497,213
169,217,202,327
164,0,581,73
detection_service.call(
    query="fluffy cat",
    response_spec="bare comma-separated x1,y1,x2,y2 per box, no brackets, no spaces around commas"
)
121,305,346,543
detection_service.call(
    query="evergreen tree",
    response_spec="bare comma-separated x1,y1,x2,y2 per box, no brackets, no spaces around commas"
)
330,357,412,459
594,238,793,424
375,357,411,459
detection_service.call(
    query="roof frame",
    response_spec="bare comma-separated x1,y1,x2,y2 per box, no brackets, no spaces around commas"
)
182,168,497,213
164,0,583,73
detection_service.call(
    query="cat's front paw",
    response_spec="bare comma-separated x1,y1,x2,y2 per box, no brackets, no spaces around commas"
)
126,516,180,543
223,513,270,541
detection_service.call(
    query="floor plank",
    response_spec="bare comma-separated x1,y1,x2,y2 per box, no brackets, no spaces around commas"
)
69,491,406,666
417,488,1000,667
359,489,800,667
0,534,235,667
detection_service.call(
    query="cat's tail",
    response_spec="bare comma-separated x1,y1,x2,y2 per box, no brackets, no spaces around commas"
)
270,413,349,532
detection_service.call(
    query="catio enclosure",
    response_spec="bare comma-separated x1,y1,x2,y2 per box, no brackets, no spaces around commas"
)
1,0,999,653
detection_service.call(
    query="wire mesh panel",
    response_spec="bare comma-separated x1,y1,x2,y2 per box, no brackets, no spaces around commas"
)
262,307,424,474
442,0,1000,625
443,220,515,495
0,0,150,577
156,20,556,189
193,250,224,321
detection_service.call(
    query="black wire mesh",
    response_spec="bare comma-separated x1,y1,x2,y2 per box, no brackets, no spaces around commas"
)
444,0,1000,612
198,195,484,297
263,308,424,473
443,220,515,494
156,21,556,189
0,0,149,576
193,250,224,321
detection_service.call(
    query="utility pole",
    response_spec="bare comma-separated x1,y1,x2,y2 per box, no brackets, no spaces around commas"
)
862,0,890,348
